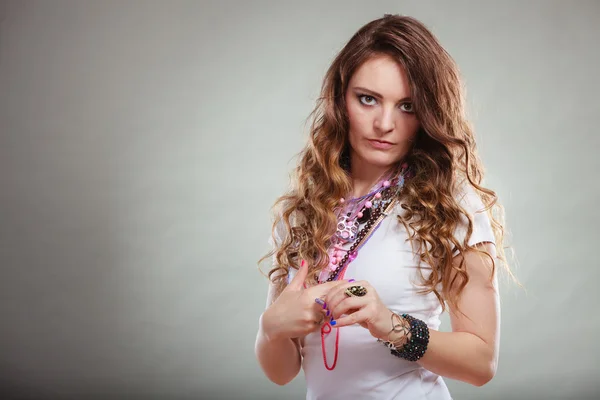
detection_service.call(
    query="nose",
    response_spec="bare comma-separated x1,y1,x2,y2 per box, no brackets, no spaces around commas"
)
374,107,395,133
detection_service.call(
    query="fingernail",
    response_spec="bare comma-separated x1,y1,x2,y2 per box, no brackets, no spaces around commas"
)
348,279,356,283
322,302,327,309
330,320,337,326
326,310,330,316
301,259,305,267
315,298,325,306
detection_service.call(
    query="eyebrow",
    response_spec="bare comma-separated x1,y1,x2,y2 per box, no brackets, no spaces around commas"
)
351,86,412,103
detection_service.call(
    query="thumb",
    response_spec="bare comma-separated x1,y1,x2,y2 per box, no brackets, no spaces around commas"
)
287,259,308,290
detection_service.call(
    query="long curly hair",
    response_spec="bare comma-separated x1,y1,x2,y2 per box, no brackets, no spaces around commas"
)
259,14,514,313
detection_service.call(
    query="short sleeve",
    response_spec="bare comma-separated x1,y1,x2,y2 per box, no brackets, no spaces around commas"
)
267,218,285,261
453,183,496,254
267,218,295,284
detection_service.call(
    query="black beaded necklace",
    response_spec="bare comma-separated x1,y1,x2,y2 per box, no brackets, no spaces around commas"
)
317,166,410,283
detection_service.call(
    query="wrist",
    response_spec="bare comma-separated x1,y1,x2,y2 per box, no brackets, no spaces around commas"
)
381,313,430,362
377,310,411,347
260,310,285,342
387,318,411,347
374,308,395,341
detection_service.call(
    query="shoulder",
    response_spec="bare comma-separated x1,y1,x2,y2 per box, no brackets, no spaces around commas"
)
394,178,487,219
452,178,496,248
454,178,487,215
268,217,286,247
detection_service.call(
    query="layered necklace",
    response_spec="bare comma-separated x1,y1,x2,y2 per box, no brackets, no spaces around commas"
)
318,162,412,370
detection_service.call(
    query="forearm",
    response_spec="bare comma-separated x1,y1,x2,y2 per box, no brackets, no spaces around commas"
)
384,244,499,386
416,329,497,386
255,313,302,386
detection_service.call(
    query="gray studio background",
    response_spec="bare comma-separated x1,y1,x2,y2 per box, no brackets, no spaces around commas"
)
1,1,598,399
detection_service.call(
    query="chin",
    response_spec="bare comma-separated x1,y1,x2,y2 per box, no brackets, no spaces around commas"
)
369,159,396,169
360,151,403,169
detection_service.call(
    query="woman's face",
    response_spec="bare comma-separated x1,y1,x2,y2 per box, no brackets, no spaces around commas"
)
345,54,420,171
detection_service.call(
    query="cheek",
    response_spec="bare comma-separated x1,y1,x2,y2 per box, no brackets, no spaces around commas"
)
399,118,420,141
347,104,370,135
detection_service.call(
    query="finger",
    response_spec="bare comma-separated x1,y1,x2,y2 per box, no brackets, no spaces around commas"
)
324,283,354,315
329,296,366,320
320,306,332,319
326,281,370,318
313,309,329,326
332,307,369,328
310,280,350,316
309,279,350,298
287,259,308,290
313,297,328,311
328,279,370,300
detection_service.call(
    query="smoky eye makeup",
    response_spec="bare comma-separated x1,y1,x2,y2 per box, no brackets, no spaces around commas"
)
357,94,377,106
355,92,414,113
400,102,414,113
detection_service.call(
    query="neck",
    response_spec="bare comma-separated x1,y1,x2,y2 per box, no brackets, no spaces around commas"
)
349,158,395,198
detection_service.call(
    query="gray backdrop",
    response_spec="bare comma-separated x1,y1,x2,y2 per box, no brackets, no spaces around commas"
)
1,1,599,399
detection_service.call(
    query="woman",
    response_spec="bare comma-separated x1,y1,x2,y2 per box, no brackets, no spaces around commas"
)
255,14,512,400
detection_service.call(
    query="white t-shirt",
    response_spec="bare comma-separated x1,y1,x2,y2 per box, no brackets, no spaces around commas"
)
271,183,495,400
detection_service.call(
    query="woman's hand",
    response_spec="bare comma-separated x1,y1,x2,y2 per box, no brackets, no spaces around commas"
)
261,261,350,341
323,280,394,341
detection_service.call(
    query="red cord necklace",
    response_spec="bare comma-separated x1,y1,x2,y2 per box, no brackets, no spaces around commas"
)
318,196,402,370
319,265,349,370
320,323,340,370
317,165,410,371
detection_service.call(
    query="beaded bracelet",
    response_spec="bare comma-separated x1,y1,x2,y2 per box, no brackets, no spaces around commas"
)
378,313,430,362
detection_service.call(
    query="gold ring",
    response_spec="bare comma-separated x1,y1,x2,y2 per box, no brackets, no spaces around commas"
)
344,285,368,297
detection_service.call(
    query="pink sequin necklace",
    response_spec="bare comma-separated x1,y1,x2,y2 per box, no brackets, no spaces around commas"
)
317,163,410,283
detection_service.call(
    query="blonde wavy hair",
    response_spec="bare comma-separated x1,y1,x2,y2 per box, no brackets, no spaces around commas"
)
259,14,514,313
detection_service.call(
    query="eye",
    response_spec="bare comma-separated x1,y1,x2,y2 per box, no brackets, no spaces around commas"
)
400,102,414,113
358,95,377,106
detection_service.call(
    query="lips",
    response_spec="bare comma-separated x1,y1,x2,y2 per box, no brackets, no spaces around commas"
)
367,139,395,150
369,139,393,145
